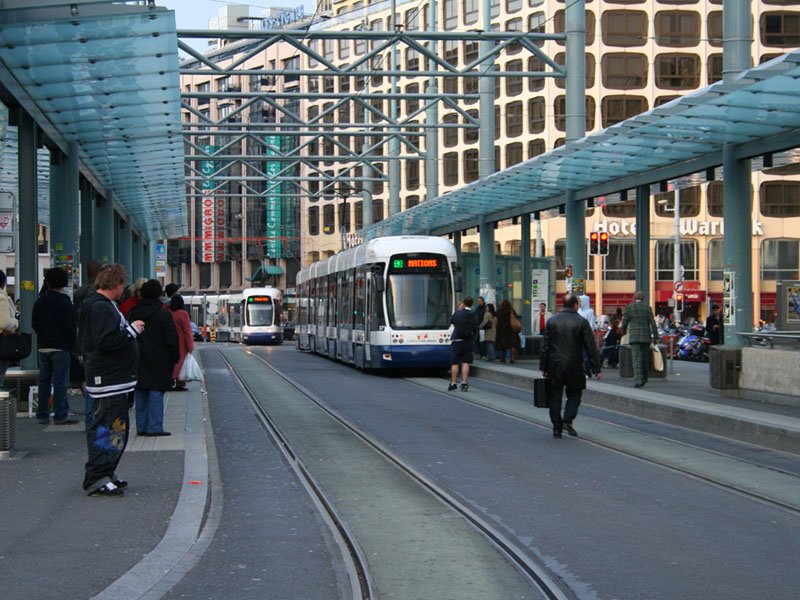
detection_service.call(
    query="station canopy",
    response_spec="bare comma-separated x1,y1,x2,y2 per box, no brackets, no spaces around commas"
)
0,2,186,239
361,48,800,240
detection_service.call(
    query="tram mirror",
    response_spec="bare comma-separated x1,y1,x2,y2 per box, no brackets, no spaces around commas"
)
371,267,385,293
454,273,463,293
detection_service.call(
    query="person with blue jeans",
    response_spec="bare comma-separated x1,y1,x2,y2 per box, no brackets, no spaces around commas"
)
32,267,77,425
129,280,179,437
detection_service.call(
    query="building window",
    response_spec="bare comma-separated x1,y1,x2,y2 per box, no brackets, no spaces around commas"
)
655,11,701,47
604,239,636,280
406,160,420,190
372,199,384,221
528,12,545,48
464,149,479,183
527,57,546,92
761,239,800,280
406,48,420,71
506,60,523,96
443,0,458,30
338,202,351,232
655,53,700,89
655,94,681,107
708,54,724,84
464,109,479,143
603,200,636,218
554,10,595,45
601,96,648,127
760,181,800,216
603,10,648,46
707,181,723,217
707,238,724,281
762,11,800,46
464,0,479,25
529,139,546,158
443,113,459,147
528,97,546,133
602,53,647,88
308,206,319,235
406,83,419,114
495,105,501,139
654,185,701,218
507,0,522,13
707,11,723,47
655,240,698,281
506,101,523,137
506,143,523,167
406,195,420,210
554,53,596,89
554,96,596,132
322,204,335,235
555,240,594,279
444,152,459,186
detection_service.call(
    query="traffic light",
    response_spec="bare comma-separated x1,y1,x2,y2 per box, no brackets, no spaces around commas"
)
589,231,599,255
599,231,610,255
675,292,684,312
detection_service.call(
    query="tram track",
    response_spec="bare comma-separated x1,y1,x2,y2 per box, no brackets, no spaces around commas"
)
405,377,800,516
225,347,573,600
218,350,375,600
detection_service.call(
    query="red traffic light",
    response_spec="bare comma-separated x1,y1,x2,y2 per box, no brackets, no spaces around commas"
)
599,231,609,255
589,231,599,255
675,293,684,311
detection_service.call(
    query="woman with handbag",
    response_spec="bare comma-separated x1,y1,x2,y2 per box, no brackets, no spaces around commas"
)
0,269,19,389
169,294,194,391
480,303,497,361
495,299,522,364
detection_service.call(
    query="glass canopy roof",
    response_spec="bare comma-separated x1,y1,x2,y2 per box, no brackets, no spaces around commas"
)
0,3,185,239
361,49,800,240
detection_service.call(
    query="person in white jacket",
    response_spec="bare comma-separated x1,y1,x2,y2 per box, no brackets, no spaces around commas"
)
0,269,20,389
577,294,597,329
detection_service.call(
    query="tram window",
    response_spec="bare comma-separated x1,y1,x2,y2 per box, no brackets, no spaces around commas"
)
354,267,366,330
245,297,274,327
368,264,386,331
385,256,452,330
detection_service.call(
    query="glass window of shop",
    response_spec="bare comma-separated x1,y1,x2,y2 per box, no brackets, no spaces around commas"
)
655,240,698,281
761,239,800,280
604,240,636,280
555,240,594,279
708,238,723,281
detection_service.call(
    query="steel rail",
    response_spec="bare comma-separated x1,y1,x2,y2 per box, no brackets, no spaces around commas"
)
217,350,375,600
241,349,573,600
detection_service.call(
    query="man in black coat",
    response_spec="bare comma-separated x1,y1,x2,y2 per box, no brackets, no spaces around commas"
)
129,280,179,437
32,267,77,424
540,293,602,438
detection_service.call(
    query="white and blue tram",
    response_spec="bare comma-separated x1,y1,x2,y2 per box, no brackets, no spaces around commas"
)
186,287,283,344
296,236,461,369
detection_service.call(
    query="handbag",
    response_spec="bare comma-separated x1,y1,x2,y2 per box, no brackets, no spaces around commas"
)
533,377,551,408
178,352,203,382
620,332,630,345
510,312,522,334
651,344,664,372
0,332,32,361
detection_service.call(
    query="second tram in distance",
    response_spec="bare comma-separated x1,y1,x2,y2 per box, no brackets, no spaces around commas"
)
186,286,283,344
296,236,461,369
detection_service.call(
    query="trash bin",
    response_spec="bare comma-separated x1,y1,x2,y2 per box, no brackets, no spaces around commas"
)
618,344,667,379
0,390,15,454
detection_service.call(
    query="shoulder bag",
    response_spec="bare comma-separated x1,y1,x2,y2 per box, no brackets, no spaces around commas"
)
0,332,32,361
510,312,522,334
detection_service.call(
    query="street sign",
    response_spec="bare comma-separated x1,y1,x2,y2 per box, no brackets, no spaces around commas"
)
673,280,684,292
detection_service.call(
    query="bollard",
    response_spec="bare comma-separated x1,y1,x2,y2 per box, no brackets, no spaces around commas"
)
0,390,16,457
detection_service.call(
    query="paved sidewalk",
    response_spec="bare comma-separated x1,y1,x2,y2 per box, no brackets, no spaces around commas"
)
471,356,800,455
0,382,209,600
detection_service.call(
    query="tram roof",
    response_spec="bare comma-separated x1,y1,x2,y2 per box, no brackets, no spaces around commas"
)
360,48,800,240
0,2,186,240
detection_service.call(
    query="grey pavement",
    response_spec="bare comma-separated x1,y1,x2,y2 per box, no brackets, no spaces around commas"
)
1,347,797,600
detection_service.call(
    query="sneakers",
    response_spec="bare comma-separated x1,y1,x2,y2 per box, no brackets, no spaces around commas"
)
460,383,469,392
447,383,458,391
88,481,124,498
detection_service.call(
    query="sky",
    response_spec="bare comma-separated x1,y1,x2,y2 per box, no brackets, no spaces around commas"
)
159,0,317,30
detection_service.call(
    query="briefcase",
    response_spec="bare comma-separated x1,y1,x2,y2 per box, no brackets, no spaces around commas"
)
533,377,550,408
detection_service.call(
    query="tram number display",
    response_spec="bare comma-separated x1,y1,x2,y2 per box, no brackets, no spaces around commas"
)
248,296,272,303
388,254,446,273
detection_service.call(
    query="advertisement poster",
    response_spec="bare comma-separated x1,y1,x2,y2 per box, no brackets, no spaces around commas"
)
787,285,800,323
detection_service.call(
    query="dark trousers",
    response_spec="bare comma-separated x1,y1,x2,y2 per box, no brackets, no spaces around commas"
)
548,379,582,430
83,392,130,491
36,350,71,421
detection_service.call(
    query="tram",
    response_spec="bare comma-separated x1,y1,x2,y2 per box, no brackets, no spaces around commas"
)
296,236,461,369
185,287,283,344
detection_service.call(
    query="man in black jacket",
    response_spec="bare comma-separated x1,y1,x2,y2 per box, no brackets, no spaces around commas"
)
129,280,179,437
449,296,479,392
32,267,77,424
540,293,602,438
81,264,144,498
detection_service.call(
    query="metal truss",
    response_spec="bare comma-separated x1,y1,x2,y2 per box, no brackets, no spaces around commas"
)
179,27,564,210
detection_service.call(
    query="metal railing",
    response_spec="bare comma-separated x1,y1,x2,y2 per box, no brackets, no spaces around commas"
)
737,332,800,349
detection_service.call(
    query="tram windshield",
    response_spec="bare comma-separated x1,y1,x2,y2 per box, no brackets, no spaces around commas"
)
245,296,275,326
386,271,452,330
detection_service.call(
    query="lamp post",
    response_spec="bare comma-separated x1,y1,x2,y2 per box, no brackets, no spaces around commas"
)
673,187,682,325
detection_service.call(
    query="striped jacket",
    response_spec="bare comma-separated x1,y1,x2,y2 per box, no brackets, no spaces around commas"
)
620,300,659,344
80,292,139,399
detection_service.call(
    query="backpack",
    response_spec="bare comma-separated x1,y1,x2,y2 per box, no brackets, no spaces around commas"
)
74,304,91,357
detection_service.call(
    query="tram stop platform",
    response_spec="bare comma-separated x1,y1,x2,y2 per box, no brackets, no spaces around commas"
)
1,347,798,600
